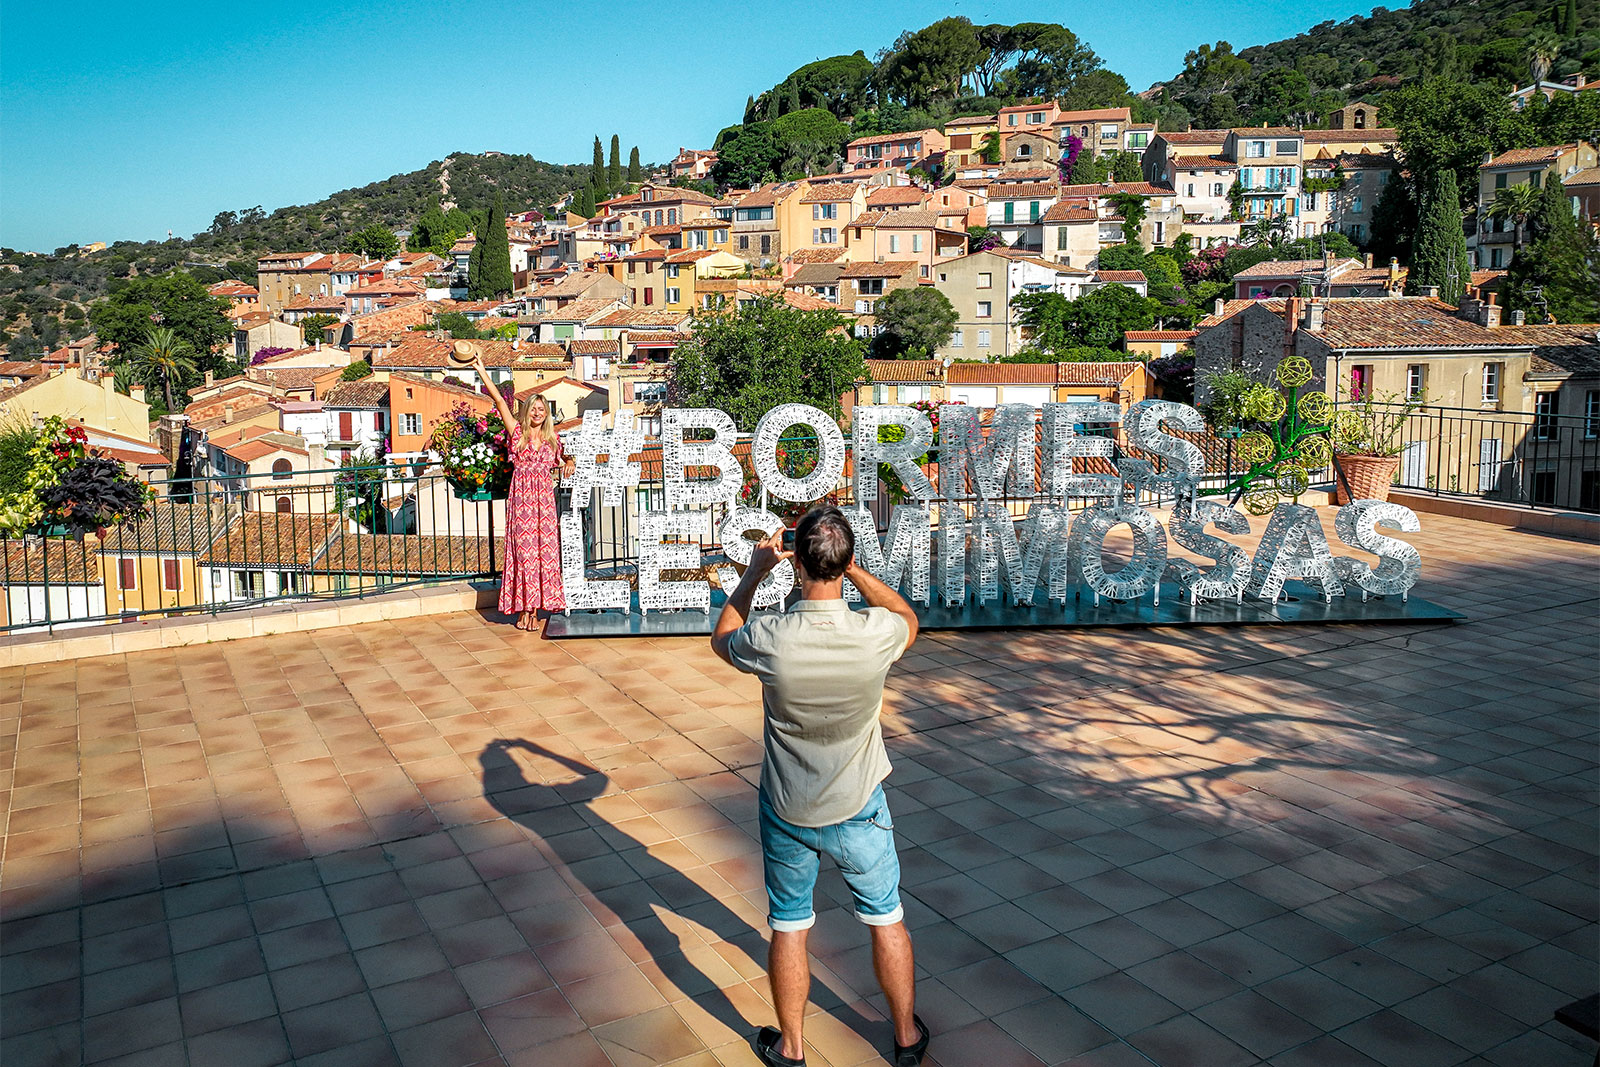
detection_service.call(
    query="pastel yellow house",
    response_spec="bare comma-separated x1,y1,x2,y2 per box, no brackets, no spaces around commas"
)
0,370,151,440
98,500,234,618
662,249,746,313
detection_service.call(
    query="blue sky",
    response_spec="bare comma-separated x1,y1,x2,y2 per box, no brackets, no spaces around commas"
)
0,0,1382,252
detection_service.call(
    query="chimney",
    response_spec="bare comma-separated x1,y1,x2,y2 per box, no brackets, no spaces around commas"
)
1421,285,1440,299
205,370,214,387
1303,300,1326,332
1387,256,1402,292
223,401,236,424
1482,290,1501,328
1364,253,1373,269
308,443,325,470
130,384,146,404
1213,297,1225,316
1284,295,1301,358
1512,310,1526,325
157,413,189,463
1459,287,1482,322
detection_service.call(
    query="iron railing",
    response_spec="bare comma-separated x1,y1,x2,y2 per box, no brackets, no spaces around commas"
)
7,405,1590,635
1363,402,1600,512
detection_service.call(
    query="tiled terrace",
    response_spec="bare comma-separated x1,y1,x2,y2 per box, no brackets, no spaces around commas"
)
1,510,1595,1067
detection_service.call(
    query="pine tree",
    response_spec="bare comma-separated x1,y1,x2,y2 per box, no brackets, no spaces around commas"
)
608,135,621,187
627,146,641,183
1406,169,1471,304
592,136,605,191
472,195,513,299
1505,175,1600,323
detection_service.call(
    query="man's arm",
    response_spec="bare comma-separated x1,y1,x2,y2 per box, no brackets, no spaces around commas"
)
845,561,919,655
711,529,789,666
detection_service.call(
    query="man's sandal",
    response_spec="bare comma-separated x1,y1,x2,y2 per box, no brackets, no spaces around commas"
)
756,1026,805,1067
893,1014,931,1066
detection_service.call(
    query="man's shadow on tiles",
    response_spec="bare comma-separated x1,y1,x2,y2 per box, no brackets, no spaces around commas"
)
480,738,879,1050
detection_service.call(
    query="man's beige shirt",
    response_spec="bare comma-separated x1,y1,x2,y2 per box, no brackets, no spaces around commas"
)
729,600,909,827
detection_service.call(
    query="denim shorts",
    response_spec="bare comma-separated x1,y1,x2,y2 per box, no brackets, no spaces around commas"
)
758,783,903,932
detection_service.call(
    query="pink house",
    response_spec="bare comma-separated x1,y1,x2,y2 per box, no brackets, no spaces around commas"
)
844,129,948,172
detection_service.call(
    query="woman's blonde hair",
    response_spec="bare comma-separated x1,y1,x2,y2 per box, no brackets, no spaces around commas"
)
518,393,559,450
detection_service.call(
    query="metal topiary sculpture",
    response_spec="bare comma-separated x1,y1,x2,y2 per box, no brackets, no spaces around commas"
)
1201,356,1350,515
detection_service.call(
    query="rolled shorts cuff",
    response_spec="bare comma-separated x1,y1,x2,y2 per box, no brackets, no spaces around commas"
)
768,913,817,932
854,904,904,927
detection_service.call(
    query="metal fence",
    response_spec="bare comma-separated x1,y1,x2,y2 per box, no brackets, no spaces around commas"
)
6,405,1592,635
1371,403,1600,512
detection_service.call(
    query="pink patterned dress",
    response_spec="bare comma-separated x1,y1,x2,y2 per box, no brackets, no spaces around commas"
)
499,436,567,615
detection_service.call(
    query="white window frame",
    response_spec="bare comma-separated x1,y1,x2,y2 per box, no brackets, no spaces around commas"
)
977,329,992,348
1406,364,1425,401
977,301,992,318
1482,362,1501,404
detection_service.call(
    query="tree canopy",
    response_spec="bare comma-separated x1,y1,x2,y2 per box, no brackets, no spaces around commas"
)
1504,175,1600,324
871,287,958,358
1014,285,1157,353
669,295,866,430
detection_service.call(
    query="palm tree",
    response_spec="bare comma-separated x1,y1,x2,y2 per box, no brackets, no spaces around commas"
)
1486,183,1543,253
1525,31,1559,87
126,327,198,413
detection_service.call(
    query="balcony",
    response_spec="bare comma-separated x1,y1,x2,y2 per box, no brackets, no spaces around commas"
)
2,502,1595,1065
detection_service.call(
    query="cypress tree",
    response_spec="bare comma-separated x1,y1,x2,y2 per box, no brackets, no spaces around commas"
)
608,135,622,187
1406,169,1471,304
474,195,513,299
628,146,641,183
1505,175,1600,323
592,136,605,190
465,226,483,295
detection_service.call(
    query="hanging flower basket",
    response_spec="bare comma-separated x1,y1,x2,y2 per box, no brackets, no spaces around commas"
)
430,404,513,501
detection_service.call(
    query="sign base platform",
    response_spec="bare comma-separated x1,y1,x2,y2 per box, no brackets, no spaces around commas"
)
541,581,1463,639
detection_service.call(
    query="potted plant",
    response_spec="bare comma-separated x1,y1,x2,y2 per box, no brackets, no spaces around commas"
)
428,403,513,500
1331,390,1424,504
0,417,155,538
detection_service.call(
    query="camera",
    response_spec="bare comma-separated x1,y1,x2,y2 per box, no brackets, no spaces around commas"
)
781,527,795,552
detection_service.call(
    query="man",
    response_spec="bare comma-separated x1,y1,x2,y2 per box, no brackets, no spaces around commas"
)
712,505,929,1067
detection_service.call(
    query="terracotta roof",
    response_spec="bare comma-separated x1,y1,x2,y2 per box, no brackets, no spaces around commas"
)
202,514,339,569
1060,181,1171,197
323,379,390,408
1170,155,1238,170
1563,167,1600,187
788,263,847,286
373,338,557,369
780,291,838,312
101,501,232,555
1199,296,1600,351
986,183,1060,200
313,534,499,576
1095,270,1148,284
1232,257,1364,280
1158,130,1230,145
1530,339,1600,378
1055,107,1132,123
838,261,919,279
539,272,610,298
641,225,682,237
865,210,939,229
0,360,46,378
944,115,996,127
735,188,779,209
1483,144,1583,169
589,309,691,329
990,168,1059,183
524,377,606,397
1057,361,1143,385
1333,152,1399,169
801,185,861,203
866,187,926,207
664,249,721,264
208,281,259,297
226,438,306,463
864,359,943,382
1230,127,1303,138
2,538,98,584
847,129,939,148
949,362,1057,384
1125,330,1199,341
283,293,346,311
1041,203,1097,223
788,247,846,265
345,279,425,297
570,339,620,355
540,297,620,321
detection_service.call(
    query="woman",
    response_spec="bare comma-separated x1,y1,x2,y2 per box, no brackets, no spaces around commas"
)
473,353,566,630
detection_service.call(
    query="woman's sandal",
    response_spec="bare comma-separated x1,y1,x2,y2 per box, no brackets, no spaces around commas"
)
893,1014,931,1066
755,1026,805,1067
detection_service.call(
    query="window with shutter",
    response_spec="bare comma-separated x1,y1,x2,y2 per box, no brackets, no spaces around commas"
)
163,559,180,591
119,559,136,589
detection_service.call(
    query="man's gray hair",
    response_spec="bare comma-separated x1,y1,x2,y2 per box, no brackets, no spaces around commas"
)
795,505,853,581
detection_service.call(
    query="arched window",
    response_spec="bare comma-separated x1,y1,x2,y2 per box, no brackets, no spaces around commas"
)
1272,284,1295,297
1016,144,1031,158
667,208,677,225
276,496,292,513
271,458,292,481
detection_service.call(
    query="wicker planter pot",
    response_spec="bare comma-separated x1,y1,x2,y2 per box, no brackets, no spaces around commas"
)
1335,453,1401,504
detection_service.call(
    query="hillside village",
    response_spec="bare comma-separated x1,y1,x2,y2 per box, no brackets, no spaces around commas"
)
2,55,1599,624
